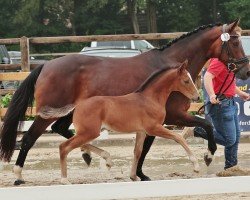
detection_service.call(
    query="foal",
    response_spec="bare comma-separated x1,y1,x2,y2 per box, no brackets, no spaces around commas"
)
59,61,200,184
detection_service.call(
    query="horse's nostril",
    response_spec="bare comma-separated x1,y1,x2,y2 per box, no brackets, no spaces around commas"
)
247,71,250,77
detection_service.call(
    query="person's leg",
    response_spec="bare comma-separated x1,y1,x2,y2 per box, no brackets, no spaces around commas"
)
225,102,241,168
186,100,238,169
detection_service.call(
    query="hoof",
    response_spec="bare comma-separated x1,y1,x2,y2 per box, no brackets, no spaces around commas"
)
204,154,213,166
141,176,151,181
14,179,25,186
193,168,200,173
60,178,72,185
137,170,151,181
82,153,92,166
130,176,138,181
193,164,200,173
106,158,113,169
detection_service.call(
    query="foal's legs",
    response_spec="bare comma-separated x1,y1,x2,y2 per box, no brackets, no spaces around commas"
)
51,114,93,165
13,116,55,185
81,144,113,168
147,125,200,172
59,134,98,184
137,114,215,181
130,132,146,181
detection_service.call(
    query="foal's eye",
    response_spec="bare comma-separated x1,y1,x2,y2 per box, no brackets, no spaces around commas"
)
184,80,189,84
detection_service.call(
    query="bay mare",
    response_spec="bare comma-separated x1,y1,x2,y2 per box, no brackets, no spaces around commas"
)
60,61,200,184
0,19,249,185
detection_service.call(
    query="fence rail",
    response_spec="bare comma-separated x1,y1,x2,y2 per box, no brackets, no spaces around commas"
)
2,30,248,119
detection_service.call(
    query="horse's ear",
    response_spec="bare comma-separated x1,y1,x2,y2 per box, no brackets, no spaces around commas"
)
178,60,188,75
228,19,240,32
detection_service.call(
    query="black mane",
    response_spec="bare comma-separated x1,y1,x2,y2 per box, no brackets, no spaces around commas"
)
135,68,173,93
157,23,223,51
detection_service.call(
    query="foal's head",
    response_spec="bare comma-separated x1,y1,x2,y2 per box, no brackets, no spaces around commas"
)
173,60,200,101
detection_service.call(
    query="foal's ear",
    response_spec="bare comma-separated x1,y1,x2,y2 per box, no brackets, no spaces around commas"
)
178,60,188,75
228,19,240,33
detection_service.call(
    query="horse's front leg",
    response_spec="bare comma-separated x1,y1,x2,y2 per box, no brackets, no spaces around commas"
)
175,114,217,166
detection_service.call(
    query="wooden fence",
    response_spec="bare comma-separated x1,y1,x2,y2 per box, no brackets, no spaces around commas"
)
1,30,250,117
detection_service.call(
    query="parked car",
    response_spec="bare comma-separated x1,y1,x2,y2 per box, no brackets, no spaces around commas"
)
0,46,19,90
0,45,11,64
80,47,142,57
241,36,250,56
88,40,154,51
8,51,37,64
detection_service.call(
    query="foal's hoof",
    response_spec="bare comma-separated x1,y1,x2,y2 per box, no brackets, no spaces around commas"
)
60,178,72,185
14,179,25,186
106,159,113,169
130,176,138,181
193,164,200,173
204,154,213,166
82,153,92,166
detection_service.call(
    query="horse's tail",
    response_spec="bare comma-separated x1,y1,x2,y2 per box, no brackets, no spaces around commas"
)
0,64,44,162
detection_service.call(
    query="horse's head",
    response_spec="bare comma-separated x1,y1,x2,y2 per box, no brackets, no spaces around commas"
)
211,19,250,80
175,60,200,101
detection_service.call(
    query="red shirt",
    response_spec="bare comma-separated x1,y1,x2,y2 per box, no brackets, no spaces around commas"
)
207,58,236,97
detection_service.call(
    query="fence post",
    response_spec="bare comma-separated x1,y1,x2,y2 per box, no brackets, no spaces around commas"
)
20,36,30,72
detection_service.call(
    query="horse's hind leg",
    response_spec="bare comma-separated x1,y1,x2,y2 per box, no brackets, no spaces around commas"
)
130,132,146,181
148,125,200,173
51,113,74,139
81,144,113,168
13,116,55,185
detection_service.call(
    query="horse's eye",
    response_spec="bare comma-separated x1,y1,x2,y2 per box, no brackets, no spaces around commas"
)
184,80,189,84
232,41,239,47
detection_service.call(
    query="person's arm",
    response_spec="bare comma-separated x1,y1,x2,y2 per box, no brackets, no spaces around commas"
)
235,87,250,101
204,71,220,104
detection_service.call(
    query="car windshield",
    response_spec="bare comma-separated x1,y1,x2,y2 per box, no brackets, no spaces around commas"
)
96,41,131,48
241,37,250,56
81,49,140,57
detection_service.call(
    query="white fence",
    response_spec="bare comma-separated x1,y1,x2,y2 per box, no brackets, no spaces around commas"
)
0,176,249,200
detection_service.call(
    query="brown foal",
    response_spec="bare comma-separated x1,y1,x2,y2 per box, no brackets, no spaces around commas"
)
59,61,200,184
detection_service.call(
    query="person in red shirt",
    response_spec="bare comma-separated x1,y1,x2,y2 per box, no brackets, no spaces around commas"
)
183,58,250,174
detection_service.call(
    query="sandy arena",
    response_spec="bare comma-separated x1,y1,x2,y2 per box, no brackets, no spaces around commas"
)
0,133,250,199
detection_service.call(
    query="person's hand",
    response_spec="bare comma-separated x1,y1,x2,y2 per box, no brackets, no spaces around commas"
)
239,91,250,101
209,94,220,104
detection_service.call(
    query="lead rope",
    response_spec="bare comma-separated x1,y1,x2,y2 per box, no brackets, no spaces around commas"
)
197,70,235,115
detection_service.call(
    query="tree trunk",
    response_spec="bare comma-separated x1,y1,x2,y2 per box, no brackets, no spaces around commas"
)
146,0,158,46
127,0,140,34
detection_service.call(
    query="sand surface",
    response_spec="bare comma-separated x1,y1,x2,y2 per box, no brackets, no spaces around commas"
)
0,137,250,199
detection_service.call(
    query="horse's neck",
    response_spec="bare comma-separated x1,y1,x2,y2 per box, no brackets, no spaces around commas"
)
141,71,175,105
160,29,220,79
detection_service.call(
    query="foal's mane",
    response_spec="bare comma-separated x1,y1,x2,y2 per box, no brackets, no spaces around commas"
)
135,67,175,93
157,23,223,51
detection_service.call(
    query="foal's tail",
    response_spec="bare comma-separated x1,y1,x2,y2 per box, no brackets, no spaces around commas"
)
0,64,44,162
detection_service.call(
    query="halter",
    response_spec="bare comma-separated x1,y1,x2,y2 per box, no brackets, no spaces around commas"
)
220,24,249,73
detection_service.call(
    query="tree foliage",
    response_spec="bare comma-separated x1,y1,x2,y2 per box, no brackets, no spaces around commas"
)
1,0,249,52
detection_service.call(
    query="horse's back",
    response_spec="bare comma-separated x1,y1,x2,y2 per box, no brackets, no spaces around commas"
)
35,53,156,111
